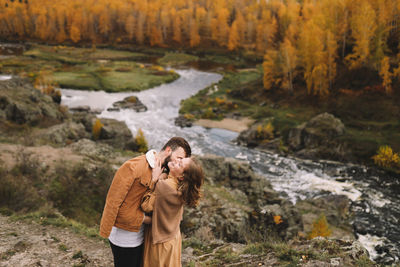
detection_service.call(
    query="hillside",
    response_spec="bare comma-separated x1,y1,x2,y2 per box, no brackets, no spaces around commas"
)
0,76,378,266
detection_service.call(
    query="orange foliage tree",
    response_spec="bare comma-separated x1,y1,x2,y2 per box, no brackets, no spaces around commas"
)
1,0,400,97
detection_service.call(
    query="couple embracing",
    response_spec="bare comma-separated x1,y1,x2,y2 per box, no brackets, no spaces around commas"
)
99,137,204,267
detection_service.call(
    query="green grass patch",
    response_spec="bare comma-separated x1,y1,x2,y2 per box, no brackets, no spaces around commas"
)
25,48,86,65
158,52,199,66
50,61,179,92
1,44,179,92
86,49,147,60
201,54,247,67
52,71,100,90
243,242,272,255
182,237,214,255
26,44,147,61
10,210,103,241
179,68,263,120
0,56,60,74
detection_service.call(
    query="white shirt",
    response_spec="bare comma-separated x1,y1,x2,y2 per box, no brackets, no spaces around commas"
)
108,149,157,248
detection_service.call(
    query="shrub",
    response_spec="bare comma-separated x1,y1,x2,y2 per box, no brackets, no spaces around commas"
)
33,70,61,103
0,153,45,212
135,129,148,153
203,107,216,119
215,96,226,105
0,170,42,212
150,65,164,72
256,122,274,140
183,113,195,120
92,119,104,140
372,145,400,170
49,161,114,226
308,214,332,239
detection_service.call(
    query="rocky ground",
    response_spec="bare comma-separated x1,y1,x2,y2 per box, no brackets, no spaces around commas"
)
0,214,112,267
0,76,378,266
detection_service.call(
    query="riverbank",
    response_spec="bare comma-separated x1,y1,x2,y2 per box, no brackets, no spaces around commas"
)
194,117,254,133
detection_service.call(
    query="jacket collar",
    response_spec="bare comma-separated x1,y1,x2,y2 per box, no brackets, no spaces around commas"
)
145,149,157,169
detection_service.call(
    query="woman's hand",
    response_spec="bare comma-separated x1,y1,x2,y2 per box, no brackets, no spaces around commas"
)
143,215,152,224
152,156,164,183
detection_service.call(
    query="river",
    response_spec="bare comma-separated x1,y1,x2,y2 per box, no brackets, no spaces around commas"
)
2,69,398,264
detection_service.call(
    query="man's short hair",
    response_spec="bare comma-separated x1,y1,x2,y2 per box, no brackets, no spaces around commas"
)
162,137,191,157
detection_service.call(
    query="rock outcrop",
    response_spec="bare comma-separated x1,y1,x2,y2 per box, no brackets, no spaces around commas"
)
174,115,193,128
0,76,137,151
182,154,303,242
107,96,147,112
236,113,351,161
287,113,350,161
0,77,66,126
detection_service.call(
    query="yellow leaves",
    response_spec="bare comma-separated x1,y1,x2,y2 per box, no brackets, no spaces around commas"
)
92,119,104,140
345,1,376,69
150,65,164,72
70,25,81,43
125,14,136,40
189,20,200,48
274,215,283,225
228,20,239,51
215,96,226,105
135,128,148,153
308,214,331,239
379,57,392,95
183,113,195,120
299,20,336,96
256,122,274,141
262,36,297,92
263,49,280,90
372,145,400,170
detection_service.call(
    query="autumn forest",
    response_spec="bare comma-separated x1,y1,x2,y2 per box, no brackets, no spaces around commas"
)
1,0,400,96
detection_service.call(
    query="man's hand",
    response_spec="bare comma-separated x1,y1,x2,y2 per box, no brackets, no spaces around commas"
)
143,215,152,224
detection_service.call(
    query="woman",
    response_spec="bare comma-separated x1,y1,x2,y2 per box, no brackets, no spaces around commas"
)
141,156,204,267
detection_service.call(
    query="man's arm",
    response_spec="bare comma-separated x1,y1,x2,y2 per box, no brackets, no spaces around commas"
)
99,161,136,238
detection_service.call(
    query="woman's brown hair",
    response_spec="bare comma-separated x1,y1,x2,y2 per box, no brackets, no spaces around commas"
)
178,158,204,208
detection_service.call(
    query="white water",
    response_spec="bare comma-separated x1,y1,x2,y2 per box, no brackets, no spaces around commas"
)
60,69,397,262
0,75,12,80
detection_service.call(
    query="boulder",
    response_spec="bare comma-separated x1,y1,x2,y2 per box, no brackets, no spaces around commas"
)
235,122,264,147
71,112,97,132
174,115,193,128
69,139,113,160
39,121,89,145
287,113,349,161
69,106,91,113
108,96,147,112
235,121,284,154
97,118,136,150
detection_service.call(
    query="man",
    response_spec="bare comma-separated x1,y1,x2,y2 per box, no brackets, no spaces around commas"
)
100,137,191,267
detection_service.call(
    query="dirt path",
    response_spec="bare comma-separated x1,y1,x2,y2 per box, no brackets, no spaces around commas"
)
0,215,113,267
194,117,254,133
0,143,84,169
